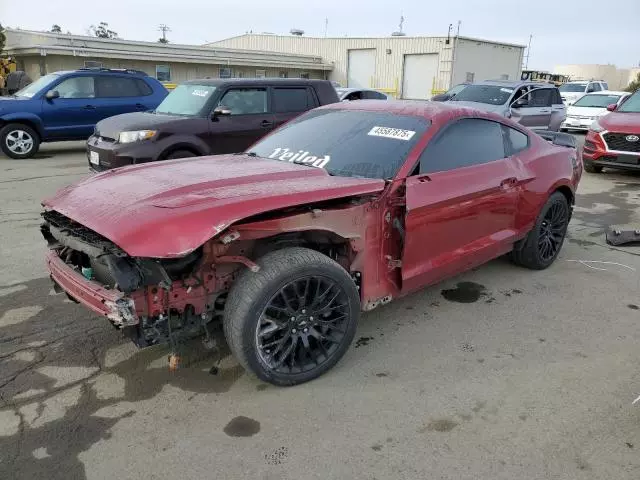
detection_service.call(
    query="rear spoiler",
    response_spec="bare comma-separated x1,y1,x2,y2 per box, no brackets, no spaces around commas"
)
536,130,576,148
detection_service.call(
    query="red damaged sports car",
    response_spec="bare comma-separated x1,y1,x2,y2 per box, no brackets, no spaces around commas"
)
41,101,582,386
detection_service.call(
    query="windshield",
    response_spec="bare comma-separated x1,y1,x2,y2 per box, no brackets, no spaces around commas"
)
13,74,59,98
618,92,640,113
450,85,513,105
573,94,621,108
559,83,587,93
447,84,467,96
249,109,430,179
155,84,216,116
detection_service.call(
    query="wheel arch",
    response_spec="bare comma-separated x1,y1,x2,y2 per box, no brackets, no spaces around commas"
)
0,116,44,139
159,142,204,160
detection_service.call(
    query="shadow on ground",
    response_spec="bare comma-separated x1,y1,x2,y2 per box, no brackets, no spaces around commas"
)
0,277,240,480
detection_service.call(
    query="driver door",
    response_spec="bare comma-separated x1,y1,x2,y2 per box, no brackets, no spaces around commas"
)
510,87,553,130
401,118,521,293
208,87,274,154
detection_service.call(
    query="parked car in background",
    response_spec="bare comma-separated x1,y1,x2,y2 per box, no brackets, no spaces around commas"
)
582,90,640,173
335,88,388,101
87,78,339,172
430,82,469,102
558,80,608,105
561,91,631,131
42,100,581,386
448,80,566,131
0,68,167,159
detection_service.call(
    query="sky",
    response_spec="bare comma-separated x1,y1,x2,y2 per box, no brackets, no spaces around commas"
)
1,0,638,71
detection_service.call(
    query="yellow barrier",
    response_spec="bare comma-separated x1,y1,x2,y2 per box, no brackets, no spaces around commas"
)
162,82,177,90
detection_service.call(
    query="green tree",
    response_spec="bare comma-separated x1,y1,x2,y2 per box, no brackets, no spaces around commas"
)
90,22,118,39
0,23,6,53
50,24,62,33
626,72,640,93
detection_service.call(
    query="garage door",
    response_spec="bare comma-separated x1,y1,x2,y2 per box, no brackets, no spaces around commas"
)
402,54,438,100
348,49,375,88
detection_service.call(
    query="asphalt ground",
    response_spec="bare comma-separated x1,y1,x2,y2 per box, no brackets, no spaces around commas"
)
2,135,640,480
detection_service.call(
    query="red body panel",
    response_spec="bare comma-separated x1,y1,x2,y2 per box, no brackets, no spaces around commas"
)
42,100,581,326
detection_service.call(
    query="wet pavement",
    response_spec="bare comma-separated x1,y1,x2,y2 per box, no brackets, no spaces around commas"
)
2,139,640,480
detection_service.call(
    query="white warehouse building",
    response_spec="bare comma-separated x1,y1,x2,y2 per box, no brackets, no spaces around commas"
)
208,34,525,99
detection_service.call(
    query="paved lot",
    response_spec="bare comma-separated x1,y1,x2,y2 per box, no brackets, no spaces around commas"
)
2,137,640,480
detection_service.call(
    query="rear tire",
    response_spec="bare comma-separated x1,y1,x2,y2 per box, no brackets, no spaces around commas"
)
165,150,197,160
584,160,603,173
511,192,570,270
0,123,40,159
223,247,360,386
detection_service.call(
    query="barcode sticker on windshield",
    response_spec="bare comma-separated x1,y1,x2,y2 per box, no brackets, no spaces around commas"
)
192,89,209,97
368,126,416,141
500,88,514,93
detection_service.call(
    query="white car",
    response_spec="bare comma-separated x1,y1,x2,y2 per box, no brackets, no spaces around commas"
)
561,90,631,131
558,80,608,105
335,88,388,101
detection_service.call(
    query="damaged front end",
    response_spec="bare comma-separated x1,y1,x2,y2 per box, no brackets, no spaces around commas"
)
41,210,223,349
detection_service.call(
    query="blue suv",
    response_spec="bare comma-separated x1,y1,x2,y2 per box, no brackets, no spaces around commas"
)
0,68,167,159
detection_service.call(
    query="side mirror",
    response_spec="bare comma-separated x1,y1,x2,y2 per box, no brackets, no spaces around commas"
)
606,103,617,112
45,90,59,100
211,105,232,119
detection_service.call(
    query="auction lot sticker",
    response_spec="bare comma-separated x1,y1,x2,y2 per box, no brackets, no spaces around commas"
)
368,126,416,141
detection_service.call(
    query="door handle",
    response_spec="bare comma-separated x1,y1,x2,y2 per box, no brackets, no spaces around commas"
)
500,177,518,188
260,120,273,128
84,105,96,110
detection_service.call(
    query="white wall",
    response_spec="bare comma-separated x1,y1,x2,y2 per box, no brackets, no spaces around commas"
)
451,38,524,86
553,64,632,90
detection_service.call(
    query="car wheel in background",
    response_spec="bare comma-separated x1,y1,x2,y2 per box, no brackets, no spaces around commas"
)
511,192,570,270
165,150,198,160
0,123,40,159
223,247,360,386
583,160,603,174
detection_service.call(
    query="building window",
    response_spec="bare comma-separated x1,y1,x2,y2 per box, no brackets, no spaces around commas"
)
465,72,475,82
84,60,103,69
256,69,266,78
279,71,288,78
237,71,245,78
219,67,233,79
300,72,310,79
156,65,171,82
500,74,509,80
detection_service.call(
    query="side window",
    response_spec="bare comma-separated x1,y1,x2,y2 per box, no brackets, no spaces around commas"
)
54,76,95,98
602,82,609,90
529,89,552,107
419,118,506,174
503,125,529,154
136,79,153,96
365,91,387,99
219,88,267,115
272,88,312,113
590,82,602,92
96,76,143,97
551,88,563,105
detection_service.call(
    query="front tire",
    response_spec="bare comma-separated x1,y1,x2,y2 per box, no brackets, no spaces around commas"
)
223,247,360,386
0,123,40,159
511,192,570,270
584,160,603,173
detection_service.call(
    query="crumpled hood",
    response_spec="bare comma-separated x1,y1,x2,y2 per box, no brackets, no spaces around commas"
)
599,112,640,134
43,155,385,258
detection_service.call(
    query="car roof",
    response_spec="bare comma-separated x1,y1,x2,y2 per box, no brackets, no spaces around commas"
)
474,79,552,88
319,99,514,125
182,78,328,86
52,68,148,77
337,87,380,93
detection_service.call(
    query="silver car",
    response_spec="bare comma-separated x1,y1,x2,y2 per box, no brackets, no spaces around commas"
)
335,88,388,101
447,80,566,131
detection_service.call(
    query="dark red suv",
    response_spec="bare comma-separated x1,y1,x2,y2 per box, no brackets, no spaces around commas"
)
583,90,640,173
87,78,339,172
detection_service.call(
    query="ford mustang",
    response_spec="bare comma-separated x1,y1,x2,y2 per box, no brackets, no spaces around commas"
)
41,100,582,386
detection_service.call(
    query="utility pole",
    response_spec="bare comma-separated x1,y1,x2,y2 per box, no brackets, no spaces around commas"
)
158,24,171,43
456,20,461,36
324,18,328,38
524,34,532,69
